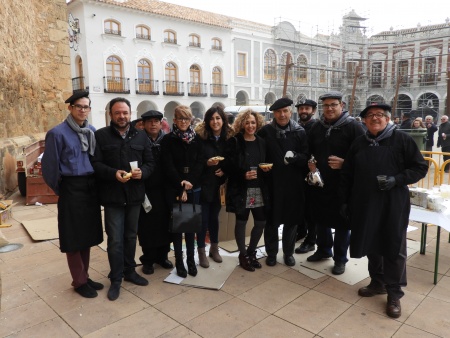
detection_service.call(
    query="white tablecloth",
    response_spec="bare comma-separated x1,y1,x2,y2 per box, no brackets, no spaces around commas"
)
410,206,450,232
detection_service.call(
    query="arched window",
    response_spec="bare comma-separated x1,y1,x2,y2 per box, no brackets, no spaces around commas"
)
189,65,202,94
73,56,84,91
106,55,124,92
189,34,201,47
280,52,293,81
164,30,177,44
319,65,327,84
136,25,151,40
212,38,222,50
137,59,153,92
296,55,307,83
211,67,224,96
264,49,276,80
104,19,121,35
165,62,178,93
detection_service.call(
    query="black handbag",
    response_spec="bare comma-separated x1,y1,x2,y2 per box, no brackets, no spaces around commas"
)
169,191,202,233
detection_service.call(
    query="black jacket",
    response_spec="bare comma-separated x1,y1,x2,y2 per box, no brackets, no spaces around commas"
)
223,133,270,215
425,123,438,147
437,122,450,148
160,132,203,199
195,122,233,203
91,125,155,206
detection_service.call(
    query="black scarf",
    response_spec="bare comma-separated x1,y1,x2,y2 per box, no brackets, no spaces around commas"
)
364,123,396,146
319,112,354,138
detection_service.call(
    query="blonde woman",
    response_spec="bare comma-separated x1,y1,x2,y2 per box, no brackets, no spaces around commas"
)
223,109,272,271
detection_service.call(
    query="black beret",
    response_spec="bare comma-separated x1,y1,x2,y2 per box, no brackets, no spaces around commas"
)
141,110,163,121
269,98,293,111
295,98,317,108
65,91,89,104
359,103,391,118
319,91,343,101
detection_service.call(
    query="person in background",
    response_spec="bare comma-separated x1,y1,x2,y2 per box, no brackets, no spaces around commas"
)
398,111,412,129
137,110,173,275
258,98,309,267
161,105,203,278
437,115,450,172
223,109,271,271
42,91,104,298
411,119,426,129
424,115,438,152
306,91,365,275
393,117,401,126
91,97,155,301
294,98,317,254
161,117,171,134
340,103,427,318
131,117,144,130
195,106,233,268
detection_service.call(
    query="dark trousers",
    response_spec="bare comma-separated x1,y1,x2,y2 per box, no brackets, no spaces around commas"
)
173,232,195,259
198,199,221,248
104,204,140,282
265,222,298,257
139,244,170,266
303,220,317,245
442,146,450,171
66,248,90,288
316,226,350,264
367,231,407,300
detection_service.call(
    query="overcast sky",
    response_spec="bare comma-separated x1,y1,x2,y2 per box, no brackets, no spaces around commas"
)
163,0,450,36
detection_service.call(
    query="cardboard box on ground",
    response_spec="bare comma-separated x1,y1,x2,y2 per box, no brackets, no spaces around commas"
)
218,208,254,242
0,200,15,226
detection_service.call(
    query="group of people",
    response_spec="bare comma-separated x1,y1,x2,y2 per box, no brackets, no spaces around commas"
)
42,90,429,319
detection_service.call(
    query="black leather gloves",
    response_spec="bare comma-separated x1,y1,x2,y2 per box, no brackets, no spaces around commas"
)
379,176,396,191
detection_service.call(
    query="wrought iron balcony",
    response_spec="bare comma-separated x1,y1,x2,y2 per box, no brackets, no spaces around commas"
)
330,78,343,88
211,45,222,51
136,33,151,40
189,41,201,48
135,79,159,95
420,73,438,86
163,81,184,96
164,38,177,44
210,84,228,97
72,76,86,92
104,29,121,36
103,76,130,94
391,75,411,87
188,83,207,96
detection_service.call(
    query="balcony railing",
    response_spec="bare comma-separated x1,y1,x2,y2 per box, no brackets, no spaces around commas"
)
104,29,121,36
391,75,411,87
369,78,385,88
135,79,159,95
72,76,86,92
164,38,177,44
163,81,184,96
211,45,222,51
103,76,130,94
136,33,151,40
210,84,228,97
420,73,438,86
188,83,207,96
189,41,201,48
330,78,343,88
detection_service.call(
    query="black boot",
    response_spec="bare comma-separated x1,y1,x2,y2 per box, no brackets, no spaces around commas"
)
187,256,197,277
175,258,187,278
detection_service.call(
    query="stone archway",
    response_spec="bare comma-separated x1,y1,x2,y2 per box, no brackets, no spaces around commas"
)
366,95,385,106
163,101,181,122
136,100,158,117
391,94,412,118
236,90,249,105
190,101,206,119
264,92,276,105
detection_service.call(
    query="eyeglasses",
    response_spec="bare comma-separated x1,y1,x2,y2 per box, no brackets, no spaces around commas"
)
176,117,190,122
71,104,91,111
322,103,340,109
365,113,386,119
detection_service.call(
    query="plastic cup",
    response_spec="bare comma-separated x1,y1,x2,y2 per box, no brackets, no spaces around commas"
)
250,166,257,179
130,161,138,170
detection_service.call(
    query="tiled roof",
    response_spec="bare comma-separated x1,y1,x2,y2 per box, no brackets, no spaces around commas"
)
373,22,450,36
68,0,273,30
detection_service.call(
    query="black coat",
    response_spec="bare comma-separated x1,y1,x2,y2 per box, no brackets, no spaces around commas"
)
138,131,171,248
160,132,203,202
398,118,412,130
307,114,365,229
258,120,308,226
437,122,450,148
340,130,428,258
195,123,233,203
425,123,438,147
91,125,155,206
222,133,270,215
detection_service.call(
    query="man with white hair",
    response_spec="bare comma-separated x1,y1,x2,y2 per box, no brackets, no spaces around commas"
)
437,115,450,172
424,115,437,152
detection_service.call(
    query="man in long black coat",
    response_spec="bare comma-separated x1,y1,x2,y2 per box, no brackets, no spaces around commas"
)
258,98,309,267
437,115,450,172
137,110,173,275
340,103,427,318
306,92,365,275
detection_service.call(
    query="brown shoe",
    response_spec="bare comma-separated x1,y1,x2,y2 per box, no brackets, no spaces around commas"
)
209,243,223,263
238,253,255,272
386,297,401,318
358,284,387,297
197,247,210,268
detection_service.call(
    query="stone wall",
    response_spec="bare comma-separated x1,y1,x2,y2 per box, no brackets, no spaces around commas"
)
0,0,71,195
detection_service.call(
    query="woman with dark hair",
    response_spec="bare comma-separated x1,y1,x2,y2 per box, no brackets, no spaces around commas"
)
195,106,234,268
161,105,203,278
223,109,272,271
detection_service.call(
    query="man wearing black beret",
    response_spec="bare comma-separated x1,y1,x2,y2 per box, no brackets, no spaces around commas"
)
137,110,174,275
306,91,365,275
258,97,309,267
340,103,427,318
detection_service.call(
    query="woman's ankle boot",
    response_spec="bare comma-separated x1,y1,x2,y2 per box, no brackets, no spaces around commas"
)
198,247,210,268
238,253,255,272
248,250,262,269
209,243,223,263
175,256,187,278
187,256,198,277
